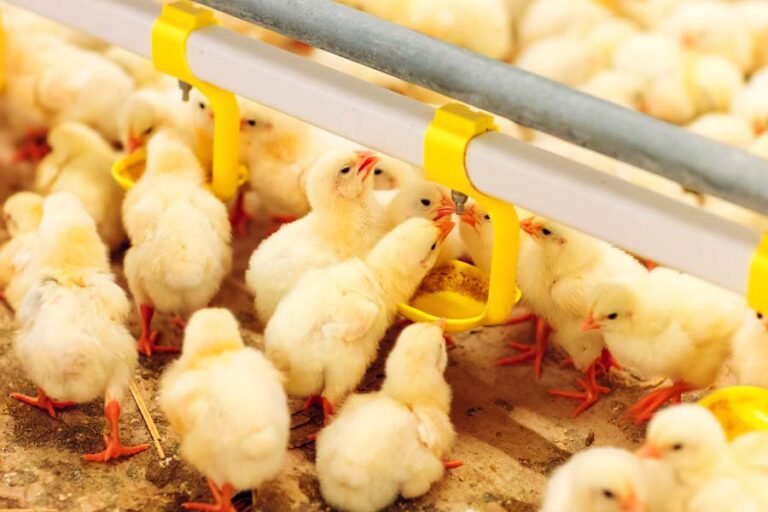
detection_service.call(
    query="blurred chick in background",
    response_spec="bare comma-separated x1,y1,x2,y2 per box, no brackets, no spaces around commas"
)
0,192,43,311
264,217,453,425
732,311,768,389
118,88,195,154
123,131,232,356
35,122,126,251
316,321,456,512
586,268,745,422
161,309,289,512
12,192,148,462
246,149,388,326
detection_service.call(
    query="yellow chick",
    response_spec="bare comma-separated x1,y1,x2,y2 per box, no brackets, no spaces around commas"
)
118,88,194,154
123,131,232,356
246,149,389,326
686,113,754,149
737,1,768,70
35,122,126,251
516,35,602,86
316,321,456,512
160,308,289,512
580,70,645,111
103,47,176,91
732,311,768,389
731,71,768,136
586,268,746,423
518,0,611,48
0,192,43,311
264,218,453,425
458,200,493,276
12,192,148,462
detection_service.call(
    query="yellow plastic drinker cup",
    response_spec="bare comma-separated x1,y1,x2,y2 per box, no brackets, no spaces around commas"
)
698,386,768,440
398,103,522,333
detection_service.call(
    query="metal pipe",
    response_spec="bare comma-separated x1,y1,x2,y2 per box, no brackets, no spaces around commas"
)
194,0,768,217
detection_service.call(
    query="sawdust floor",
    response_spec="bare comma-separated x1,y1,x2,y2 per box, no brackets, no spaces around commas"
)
0,168,721,512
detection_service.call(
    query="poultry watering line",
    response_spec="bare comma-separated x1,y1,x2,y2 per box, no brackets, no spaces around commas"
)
5,0,767,308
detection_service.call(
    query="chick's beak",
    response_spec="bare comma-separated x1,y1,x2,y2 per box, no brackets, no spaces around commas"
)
762,317,768,332
435,318,447,331
754,119,766,136
127,135,142,154
355,151,379,181
436,220,455,244
620,491,643,512
580,312,602,331
520,217,541,238
635,442,663,460
433,195,456,221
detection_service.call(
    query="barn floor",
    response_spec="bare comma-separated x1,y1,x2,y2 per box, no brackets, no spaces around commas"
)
0,163,725,512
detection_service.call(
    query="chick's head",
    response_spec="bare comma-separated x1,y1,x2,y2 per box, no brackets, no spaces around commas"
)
387,181,455,225
584,279,639,334
520,215,601,268
368,217,454,276
306,149,380,208
144,130,204,181
383,321,449,407
119,92,158,153
3,192,44,236
181,308,244,365
189,88,214,137
238,99,308,160
371,155,419,190
638,404,727,476
566,448,646,512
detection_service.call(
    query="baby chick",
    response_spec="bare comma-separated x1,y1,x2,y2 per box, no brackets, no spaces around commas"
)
516,36,601,86
541,447,653,512
731,72,768,136
0,192,43,310
12,192,148,462
502,217,646,416
118,88,194,154
160,308,289,512
123,131,232,356
246,148,388,326
458,200,493,275
686,113,755,149
518,0,611,47
264,217,453,424
316,321,456,512
586,268,746,422
637,404,768,510
35,122,126,251
103,47,175,91
732,311,768,388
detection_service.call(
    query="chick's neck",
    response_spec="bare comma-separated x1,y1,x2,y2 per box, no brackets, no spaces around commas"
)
314,192,386,246
383,374,451,413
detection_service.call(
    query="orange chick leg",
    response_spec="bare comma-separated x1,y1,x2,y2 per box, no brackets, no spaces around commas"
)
302,395,335,425
505,311,536,326
228,190,252,237
83,400,149,462
443,460,464,470
172,316,187,330
136,304,178,356
549,361,611,418
624,381,693,424
595,347,621,377
12,128,51,164
496,316,550,379
183,479,236,512
10,388,77,418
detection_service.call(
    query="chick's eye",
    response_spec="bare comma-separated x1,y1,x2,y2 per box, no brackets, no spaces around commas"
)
602,490,615,500
607,313,618,320
374,169,383,175
247,119,257,127
758,312,764,320
421,199,432,207
144,127,153,135
198,102,206,110
672,443,684,451
542,228,552,236
484,214,490,221
430,242,437,251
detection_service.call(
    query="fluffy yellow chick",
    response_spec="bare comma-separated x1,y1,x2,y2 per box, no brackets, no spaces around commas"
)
518,0,611,47
264,217,453,425
316,321,456,512
737,1,768,70
611,0,687,30
686,113,754,149
458,200,494,276
1,20,133,147
731,71,768,136
541,447,662,512
160,308,289,512
732,311,768,388
103,47,176,91
504,217,646,416
637,404,768,510
0,192,43,311
516,35,602,86
663,1,754,73
123,131,232,356
118,88,194,154
12,192,148,462
580,70,645,110
35,122,126,251
585,268,746,423
246,149,389,326
585,18,640,70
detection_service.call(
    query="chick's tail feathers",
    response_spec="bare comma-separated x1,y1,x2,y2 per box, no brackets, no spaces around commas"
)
242,425,282,459
328,455,371,489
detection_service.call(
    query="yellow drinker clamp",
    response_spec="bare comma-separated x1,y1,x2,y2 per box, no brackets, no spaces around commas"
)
699,386,768,440
747,234,768,315
112,0,241,200
0,8,5,92
398,103,522,332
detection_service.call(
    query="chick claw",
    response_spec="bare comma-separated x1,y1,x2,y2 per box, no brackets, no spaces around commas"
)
228,192,252,237
496,316,550,379
443,460,464,470
10,388,77,418
548,363,611,418
83,401,149,462
183,479,236,512
624,382,692,424
137,330,178,357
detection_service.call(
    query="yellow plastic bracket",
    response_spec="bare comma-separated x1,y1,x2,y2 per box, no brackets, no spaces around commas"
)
0,8,5,93
747,234,768,314
149,0,241,201
398,103,522,332
699,386,768,440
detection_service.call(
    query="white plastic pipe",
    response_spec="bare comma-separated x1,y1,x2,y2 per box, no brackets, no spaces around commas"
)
4,0,762,297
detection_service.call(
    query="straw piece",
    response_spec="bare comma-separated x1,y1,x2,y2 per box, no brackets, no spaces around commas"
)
129,381,165,459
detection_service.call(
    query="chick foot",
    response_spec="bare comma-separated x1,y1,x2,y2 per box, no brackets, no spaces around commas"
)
83,400,149,462
228,191,252,237
12,128,51,164
624,381,693,424
505,311,535,326
10,388,77,418
443,460,464,469
302,395,335,426
549,362,611,417
496,316,550,379
172,316,187,330
264,214,298,237
595,348,621,377
137,304,178,356
183,479,236,512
